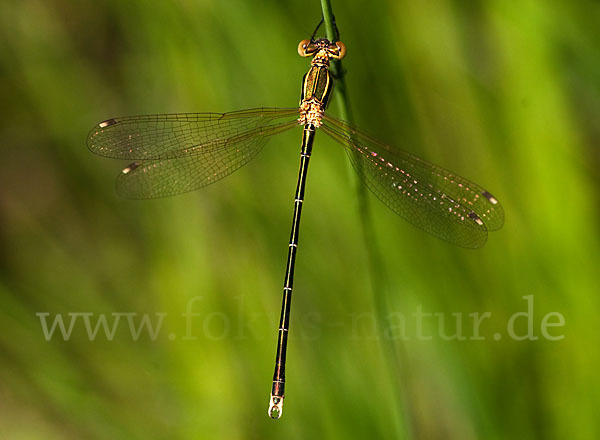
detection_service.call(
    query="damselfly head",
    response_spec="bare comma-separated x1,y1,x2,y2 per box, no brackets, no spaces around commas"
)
298,39,346,60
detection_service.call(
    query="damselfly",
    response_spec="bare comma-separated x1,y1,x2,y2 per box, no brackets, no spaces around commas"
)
87,23,504,419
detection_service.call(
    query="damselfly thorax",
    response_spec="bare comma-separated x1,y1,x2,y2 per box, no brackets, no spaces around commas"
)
297,38,345,128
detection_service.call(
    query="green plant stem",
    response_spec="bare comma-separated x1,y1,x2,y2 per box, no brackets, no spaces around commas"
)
319,1,409,437
319,0,352,124
318,2,375,290
318,0,385,346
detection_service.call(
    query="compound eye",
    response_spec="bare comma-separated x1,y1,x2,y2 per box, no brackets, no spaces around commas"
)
298,39,311,57
331,41,346,59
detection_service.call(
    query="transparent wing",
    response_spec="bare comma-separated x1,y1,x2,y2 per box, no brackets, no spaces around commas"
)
322,115,504,248
87,108,299,198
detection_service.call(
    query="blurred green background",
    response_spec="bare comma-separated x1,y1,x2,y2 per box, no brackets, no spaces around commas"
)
1,0,598,438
